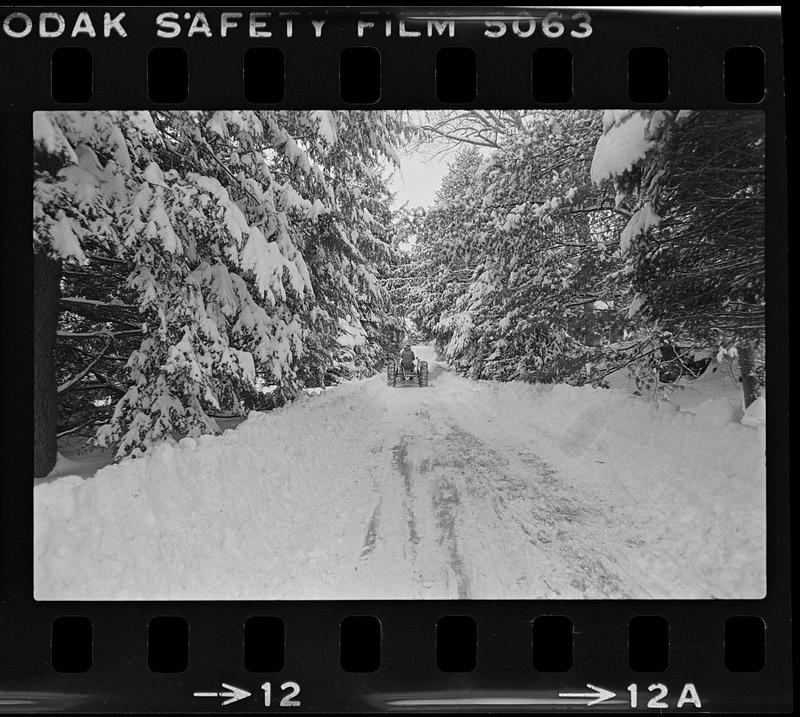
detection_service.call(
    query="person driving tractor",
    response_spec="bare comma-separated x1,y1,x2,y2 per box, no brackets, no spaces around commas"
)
387,343,428,387
399,344,416,379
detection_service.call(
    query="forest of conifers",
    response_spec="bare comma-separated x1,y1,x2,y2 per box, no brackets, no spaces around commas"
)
33,109,765,476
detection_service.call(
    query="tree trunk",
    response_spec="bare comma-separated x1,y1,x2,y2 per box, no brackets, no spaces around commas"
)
34,250,62,478
738,344,760,409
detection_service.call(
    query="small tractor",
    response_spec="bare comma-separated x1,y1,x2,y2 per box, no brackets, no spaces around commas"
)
387,355,429,387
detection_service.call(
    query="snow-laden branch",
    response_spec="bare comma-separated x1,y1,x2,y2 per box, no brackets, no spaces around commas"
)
423,128,500,149
564,205,633,218
590,341,660,384
564,296,602,307
198,138,262,206
85,253,128,265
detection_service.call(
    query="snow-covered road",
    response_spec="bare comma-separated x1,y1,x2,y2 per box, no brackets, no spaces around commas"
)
34,347,766,600
351,357,639,599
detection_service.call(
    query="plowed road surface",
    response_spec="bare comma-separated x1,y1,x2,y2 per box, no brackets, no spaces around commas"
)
345,357,638,599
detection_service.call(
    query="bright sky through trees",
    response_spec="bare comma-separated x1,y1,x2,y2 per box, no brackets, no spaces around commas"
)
390,149,451,208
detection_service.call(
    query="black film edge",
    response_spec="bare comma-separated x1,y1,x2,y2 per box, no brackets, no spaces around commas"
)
0,5,790,714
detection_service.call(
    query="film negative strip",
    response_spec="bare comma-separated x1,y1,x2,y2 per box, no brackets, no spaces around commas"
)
0,4,790,714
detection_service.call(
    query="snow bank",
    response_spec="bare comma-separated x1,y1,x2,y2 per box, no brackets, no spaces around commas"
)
41,449,115,483
35,376,389,600
742,396,766,427
605,357,760,427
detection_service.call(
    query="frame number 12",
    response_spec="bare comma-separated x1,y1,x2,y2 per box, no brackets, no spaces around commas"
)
262,682,301,708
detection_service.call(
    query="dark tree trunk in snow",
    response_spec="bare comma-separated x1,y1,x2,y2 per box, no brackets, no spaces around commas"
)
34,250,62,478
739,345,760,409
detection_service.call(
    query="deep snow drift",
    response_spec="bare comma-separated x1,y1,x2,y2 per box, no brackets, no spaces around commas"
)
34,347,765,600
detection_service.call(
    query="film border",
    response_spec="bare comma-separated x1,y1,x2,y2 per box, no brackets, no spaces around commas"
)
0,5,790,713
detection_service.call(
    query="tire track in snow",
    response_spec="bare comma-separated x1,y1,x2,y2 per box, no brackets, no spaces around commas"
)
502,449,633,598
415,423,518,599
404,411,474,599
393,431,472,598
430,472,471,599
432,418,630,599
391,438,422,559
359,499,382,561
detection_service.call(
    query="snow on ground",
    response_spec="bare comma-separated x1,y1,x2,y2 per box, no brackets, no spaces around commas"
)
42,447,116,483
605,355,760,425
39,417,248,485
34,346,765,600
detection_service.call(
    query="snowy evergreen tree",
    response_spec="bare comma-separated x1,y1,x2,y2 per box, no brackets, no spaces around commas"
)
381,204,425,342
591,110,765,405
411,112,631,384
34,110,408,472
410,146,484,366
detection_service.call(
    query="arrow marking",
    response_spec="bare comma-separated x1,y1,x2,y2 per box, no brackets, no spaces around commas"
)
559,683,616,706
193,683,251,706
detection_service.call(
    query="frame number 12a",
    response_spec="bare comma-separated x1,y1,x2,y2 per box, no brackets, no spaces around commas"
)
628,683,702,709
